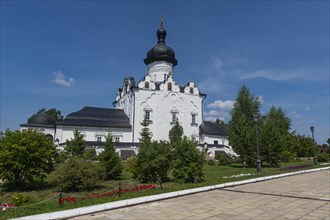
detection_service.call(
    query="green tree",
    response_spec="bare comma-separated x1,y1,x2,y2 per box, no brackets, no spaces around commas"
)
0,129,57,189
135,119,172,183
214,118,228,131
172,136,205,183
98,134,123,180
297,135,314,158
169,122,205,183
37,108,64,121
228,85,261,166
169,120,183,144
281,132,298,162
65,129,86,157
259,106,291,166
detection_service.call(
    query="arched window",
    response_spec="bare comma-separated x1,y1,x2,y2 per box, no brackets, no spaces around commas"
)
144,82,149,89
167,82,172,91
190,87,194,94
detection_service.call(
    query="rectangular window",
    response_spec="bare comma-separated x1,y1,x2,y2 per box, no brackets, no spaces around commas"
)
115,137,120,142
96,136,102,142
192,114,196,124
172,113,177,123
145,110,151,120
214,140,218,145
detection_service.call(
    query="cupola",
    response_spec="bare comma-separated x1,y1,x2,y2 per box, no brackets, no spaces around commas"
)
144,18,177,67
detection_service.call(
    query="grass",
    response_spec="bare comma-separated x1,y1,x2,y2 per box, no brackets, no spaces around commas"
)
0,160,326,219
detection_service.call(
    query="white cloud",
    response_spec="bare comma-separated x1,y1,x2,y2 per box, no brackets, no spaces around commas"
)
238,70,302,81
305,107,310,111
204,99,235,122
52,71,74,87
207,99,235,110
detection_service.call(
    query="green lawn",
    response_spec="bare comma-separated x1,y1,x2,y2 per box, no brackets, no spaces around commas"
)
0,160,325,219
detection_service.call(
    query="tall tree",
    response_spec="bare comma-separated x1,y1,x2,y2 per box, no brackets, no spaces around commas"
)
259,106,291,166
98,134,123,180
135,119,172,183
214,118,228,131
37,108,64,121
172,136,205,183
170,122,205,183
0,129,57,189
169,120,183,144
65,129,86,157
228,85,261,167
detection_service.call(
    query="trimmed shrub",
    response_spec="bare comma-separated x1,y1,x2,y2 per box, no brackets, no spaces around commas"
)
49,156,100,192
216,153,233,166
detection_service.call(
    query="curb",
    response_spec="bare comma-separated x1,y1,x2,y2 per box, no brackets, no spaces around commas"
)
13,166,330,220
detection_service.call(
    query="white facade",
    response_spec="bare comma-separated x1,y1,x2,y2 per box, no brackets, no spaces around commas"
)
115,60,204,143
54,126,132,145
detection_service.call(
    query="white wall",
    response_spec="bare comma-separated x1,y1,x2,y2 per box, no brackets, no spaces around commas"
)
55,125,132,144
200,134,229,146
20,126,55,140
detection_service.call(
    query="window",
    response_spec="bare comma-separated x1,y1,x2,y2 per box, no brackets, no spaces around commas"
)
172,113,177,123
144,82,149,89
167,82,172,91
190,87,194,94
96,136,102,142
214,140,218,145
115,137,120,142
145,110,151,120
192,114,196,124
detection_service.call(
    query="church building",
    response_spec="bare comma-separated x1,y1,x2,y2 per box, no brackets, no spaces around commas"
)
20,20,236,159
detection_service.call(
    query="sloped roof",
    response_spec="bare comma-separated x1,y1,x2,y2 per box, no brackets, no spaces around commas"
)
199,121,228,136
20,112,56,128
57,106,131,128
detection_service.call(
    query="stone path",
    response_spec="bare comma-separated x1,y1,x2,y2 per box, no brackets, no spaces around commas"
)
70,170,330,219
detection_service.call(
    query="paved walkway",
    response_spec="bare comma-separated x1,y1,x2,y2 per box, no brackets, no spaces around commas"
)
70,170,330,220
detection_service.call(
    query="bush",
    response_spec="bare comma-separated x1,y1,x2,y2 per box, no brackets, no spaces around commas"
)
207,160,216,166
126,157,138,178
216,153,233,166
49,156,100,192
135,141,172,183
0,129,57,190
11,193,33,206
172,137,205,183
317,153,330,162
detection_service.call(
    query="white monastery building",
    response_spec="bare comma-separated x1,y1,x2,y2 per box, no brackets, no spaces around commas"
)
20,21,236,159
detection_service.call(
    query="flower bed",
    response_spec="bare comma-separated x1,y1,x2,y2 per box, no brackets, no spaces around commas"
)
60,184,156,204
0,203,16,211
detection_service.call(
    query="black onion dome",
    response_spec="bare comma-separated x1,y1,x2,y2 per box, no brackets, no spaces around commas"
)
27,112,56,126
144,19,177,67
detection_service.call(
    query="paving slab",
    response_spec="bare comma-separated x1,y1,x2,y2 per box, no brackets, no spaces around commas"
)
69,169,330,220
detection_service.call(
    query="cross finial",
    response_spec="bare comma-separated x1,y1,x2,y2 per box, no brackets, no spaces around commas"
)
160,15,164,29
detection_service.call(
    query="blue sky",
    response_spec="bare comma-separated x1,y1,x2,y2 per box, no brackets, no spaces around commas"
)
1,1,329,144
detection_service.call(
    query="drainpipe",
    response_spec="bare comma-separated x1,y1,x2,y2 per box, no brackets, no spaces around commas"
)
131,88,136,143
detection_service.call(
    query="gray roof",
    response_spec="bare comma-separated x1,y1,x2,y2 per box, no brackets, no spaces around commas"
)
20,112,56,128
57,106,131,128
199,121,228,136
